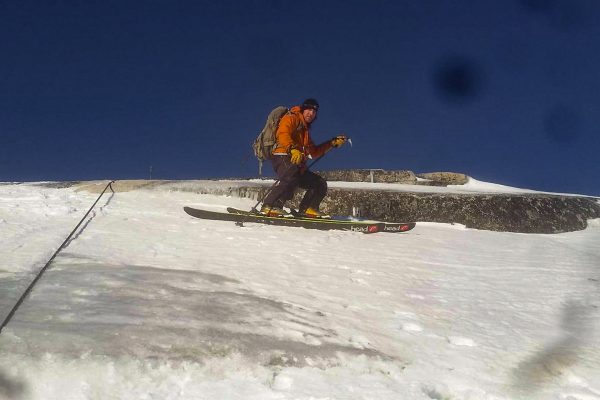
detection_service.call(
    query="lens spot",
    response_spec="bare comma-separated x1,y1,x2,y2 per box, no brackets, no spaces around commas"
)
433,56,484,104
543,105,581,144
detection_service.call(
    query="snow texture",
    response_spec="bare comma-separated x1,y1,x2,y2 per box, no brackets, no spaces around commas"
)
0,181,599,400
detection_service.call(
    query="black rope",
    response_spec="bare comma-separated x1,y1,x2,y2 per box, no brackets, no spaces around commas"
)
0,180,116,334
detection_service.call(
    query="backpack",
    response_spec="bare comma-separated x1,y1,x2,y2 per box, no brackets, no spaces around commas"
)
252,106,289,175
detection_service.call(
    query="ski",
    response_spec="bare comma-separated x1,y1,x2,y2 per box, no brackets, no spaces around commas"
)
183,207,415,234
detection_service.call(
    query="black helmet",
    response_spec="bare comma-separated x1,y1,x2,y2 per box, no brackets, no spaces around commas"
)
301,98,319,111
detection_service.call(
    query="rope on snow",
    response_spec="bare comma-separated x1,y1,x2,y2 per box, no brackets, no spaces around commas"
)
0,180,116,335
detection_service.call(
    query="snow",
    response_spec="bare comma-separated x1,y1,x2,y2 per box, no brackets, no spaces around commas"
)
329,177,539,194
1,181,599,400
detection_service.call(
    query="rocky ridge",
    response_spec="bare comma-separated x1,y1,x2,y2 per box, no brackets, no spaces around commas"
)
316,169,469,186
307,169,599,233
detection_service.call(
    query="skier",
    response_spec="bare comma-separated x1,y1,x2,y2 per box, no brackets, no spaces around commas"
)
260,98,347,218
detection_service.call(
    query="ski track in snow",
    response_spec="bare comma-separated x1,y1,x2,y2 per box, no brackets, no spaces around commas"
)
0,182,599,400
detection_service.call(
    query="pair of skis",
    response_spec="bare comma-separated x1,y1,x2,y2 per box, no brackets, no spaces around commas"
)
183,206,415,234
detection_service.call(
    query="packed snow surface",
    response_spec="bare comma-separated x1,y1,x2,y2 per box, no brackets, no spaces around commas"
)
0,181,599,400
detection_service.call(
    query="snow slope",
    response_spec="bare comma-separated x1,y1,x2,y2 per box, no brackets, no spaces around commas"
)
0,182,599,400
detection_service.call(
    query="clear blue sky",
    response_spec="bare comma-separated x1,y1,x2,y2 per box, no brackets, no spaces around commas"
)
1,0,599,195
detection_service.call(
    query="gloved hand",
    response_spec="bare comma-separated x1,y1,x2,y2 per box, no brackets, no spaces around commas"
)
290,149,304,164
331,135,347,148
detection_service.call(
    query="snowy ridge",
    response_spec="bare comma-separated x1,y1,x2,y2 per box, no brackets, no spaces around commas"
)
0,182,599,400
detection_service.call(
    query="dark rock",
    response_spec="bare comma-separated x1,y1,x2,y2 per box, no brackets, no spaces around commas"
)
316,169,417,184
316,191,600,234
317,169,469,187
230,186,600,234
416,172,469,185
33,181,82,189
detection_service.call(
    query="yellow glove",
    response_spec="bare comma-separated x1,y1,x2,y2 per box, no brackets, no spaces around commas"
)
290,149,304,164
331,135,347,148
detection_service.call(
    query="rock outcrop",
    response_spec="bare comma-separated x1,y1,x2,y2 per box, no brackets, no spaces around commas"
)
317,170,470,186
316,190,600,234
316,169,417,184
244,187,600,234
416,172,469,186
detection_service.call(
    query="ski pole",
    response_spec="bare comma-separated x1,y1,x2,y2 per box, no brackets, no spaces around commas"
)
303,136,351,171
251,155,328,212
251,137,351,212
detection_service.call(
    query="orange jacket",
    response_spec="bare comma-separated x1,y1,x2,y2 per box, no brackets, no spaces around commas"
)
271,106,332,165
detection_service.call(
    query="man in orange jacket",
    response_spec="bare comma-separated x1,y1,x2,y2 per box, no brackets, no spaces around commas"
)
260,98,347,218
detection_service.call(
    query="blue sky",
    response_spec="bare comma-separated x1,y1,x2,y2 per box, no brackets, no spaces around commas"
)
1,0,599,195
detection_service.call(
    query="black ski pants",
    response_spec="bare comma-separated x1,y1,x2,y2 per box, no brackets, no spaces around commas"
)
262,155,327,211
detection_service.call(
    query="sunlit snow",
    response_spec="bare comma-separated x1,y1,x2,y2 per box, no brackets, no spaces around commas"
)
0,181,598,400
